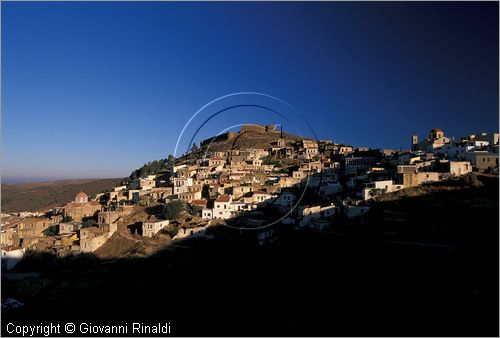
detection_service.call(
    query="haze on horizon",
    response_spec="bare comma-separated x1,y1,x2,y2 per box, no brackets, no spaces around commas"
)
2,2,498,183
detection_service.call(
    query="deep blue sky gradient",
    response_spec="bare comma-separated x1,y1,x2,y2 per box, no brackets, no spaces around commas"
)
2,2,498,182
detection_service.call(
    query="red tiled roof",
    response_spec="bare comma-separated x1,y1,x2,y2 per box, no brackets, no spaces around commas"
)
215,194,231,203
191,199,207,206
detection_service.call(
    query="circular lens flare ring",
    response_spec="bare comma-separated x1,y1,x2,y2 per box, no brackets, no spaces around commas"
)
174,92,320,231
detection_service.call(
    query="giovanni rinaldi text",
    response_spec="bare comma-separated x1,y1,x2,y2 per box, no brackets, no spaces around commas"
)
5,322,172,336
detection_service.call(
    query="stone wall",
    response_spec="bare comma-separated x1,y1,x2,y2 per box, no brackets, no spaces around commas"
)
240,124,277,133
399,172,440,188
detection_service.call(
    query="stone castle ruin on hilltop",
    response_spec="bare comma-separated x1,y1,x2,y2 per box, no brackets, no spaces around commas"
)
200,124,278,147
240,124,277,133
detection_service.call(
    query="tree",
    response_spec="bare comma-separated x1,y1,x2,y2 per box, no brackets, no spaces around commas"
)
191,143,199,153
187,205,199,217
63,215,72,222
201,184,211,200
163,200,185,220
43,225,58,237
128,159,170,179
167,154,174,165
81,217,97,229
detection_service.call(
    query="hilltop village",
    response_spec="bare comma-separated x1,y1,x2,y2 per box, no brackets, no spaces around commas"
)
1,125,499,269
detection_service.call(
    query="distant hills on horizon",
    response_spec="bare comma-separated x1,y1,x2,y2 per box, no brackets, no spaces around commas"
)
1,177,123,213
2,177,120,185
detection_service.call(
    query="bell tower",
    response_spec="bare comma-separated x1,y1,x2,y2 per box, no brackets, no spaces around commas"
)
411,134,418,151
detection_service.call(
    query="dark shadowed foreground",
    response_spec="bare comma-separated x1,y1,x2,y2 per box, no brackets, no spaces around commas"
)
2,176,498,337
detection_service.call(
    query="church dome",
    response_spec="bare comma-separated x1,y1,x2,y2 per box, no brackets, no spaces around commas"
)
75,191,88,203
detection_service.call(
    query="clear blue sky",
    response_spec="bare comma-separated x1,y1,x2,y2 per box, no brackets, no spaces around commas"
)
2,2,498,183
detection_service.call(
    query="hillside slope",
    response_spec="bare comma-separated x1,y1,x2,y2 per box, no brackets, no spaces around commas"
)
198,130,307,152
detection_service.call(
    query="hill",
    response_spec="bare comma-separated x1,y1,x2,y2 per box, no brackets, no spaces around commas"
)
175,127,313,167
127,127,311,178
198,129,306,152
1,178,123,212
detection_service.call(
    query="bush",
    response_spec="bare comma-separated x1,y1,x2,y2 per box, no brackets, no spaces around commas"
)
262,157,281,166
187,205,200,217
163,200,186,220
43,225,58,236
462,173,484,188
159,226,178,238
129,158,170,180
81,218,97,229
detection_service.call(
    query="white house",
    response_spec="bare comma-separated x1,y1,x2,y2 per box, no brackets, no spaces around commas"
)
172,164,187,173
361,180,404,200
298,206,322,227
292,170,306,179
213,194,233,219
173,177,193,195
231,200,248,212
433,144,468,159
275,191,295,210
140,177,156,190
253,191,273,205
1,247,25,270
343,205,370,219
448,161,472,176
321,204,337,218
302,140,319,158
202,208,213,220
59,221,82,235
178,190,202,203
468,140,489,147
142,219,170,238
298,204,337,228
